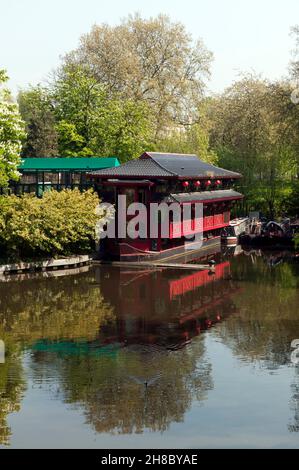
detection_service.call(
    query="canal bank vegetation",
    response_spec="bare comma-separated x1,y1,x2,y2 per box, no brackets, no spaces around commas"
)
0,189,102,261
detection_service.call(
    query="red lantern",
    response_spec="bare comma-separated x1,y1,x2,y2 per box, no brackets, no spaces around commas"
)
216,179,221,186
182,181,189,188
205,180,211,187
194,180,201,188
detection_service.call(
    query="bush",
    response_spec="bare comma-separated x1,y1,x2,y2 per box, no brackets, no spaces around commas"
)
0,189,102,260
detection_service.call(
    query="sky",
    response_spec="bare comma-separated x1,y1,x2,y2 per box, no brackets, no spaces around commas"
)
1,0,299,96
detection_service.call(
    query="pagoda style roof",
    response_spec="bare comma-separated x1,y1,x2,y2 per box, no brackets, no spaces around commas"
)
89,152,241,180
163,190,243,204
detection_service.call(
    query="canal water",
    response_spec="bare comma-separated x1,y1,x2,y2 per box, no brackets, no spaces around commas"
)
0,248,299,448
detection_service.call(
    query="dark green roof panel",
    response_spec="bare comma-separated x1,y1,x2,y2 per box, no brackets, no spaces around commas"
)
19,157,120,172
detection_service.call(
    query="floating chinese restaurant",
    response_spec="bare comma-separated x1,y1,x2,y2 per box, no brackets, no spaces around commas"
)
88,152,243,261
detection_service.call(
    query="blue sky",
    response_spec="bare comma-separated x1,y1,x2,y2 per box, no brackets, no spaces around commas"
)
1,0,299,95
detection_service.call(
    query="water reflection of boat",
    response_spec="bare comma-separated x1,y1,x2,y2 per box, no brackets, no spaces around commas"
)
221,217,249,246
98,258,240,351
221,244,244,257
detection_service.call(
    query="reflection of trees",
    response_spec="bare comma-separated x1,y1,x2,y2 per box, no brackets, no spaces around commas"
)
35,338,212,434
0,263,237,439
215,254,299,434
0,340,25,446
0,270,114,445
0,271,114,343
216,256,299,367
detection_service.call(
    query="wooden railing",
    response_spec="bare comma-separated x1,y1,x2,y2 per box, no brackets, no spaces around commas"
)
169,212,230,238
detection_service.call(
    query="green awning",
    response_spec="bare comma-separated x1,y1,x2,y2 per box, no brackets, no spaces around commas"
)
19,157,120,172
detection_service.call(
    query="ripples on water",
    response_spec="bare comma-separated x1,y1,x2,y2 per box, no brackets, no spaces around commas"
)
0,247,299,448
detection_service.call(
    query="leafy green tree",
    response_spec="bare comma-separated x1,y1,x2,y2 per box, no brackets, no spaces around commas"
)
53,65,105,148
18,86,58,157
93,97,153,161
55,120,93,156
53,64,153,161
209,76,298,217
0,70,25,187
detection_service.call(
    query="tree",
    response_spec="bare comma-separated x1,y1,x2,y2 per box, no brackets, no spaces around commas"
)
62,13,212,137
53,64,153,161
156,100,218,163
53,64,105,149
93,96,154,161
18,86,58,157
55,121,93,157
208,76,298,217
0,70,25,187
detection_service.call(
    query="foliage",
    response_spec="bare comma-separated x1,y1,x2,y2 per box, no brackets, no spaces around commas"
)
208,76,298,217
64,13,212,136
0,70,26,187
0,189,102,259
55,120,93,157
0,270,114,445
282,181,299,217
10,18,299,220
94,96,154,161
16,14,213,161
53,64,153,161
18,64,153,161
18,85,58,157
156,101,218,163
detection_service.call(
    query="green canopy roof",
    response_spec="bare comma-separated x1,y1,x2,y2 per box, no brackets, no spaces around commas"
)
19,157,120,172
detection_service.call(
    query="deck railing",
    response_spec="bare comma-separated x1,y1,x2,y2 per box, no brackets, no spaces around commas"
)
169,212,230,238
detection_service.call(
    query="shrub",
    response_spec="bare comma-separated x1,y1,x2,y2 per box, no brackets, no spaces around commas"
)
0,189,102,260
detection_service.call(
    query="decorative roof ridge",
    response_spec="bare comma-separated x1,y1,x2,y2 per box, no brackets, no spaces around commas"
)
113,157,174,175
143,152,198,157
